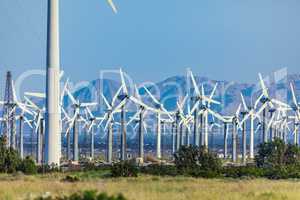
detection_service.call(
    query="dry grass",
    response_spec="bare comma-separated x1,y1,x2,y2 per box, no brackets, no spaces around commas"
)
0,173,300,200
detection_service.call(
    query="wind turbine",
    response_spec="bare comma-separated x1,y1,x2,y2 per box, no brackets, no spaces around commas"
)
224,104,241,163
239,93,261,159
290,83,300,145
101,86,123,163
65,86,97,162
143,86,173,159
14,102,34,159
45,0,117,165
125,85,152,162
24,95,46,164
256,73,290,143
84,106,104,159
189,69,220,147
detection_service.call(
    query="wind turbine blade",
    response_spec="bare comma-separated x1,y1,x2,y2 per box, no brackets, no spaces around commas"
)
240,93,248,111
11,80,18,102
112,86,123,106
254,93,264,109
119,68,128,94
236,104,241,117
267,114,275,131
258,73,269,98
101,93,111,109
201,85,205,105
290,83,298,106
208,109,226,122
60,78,69,105
24,96,40,110
81,102,98,107
189,70,200,96
24,116,33,129
107,0,118,13
134,84,142,100
66,88,77,105
25,92,46,98
104,114,113,131
240,112,251,125
143,86,160,106
98,113,108,128
255,124,261,134
271,99,289,108
35,113,42,133
127,110,141,126
209,83,218,99
256,102,268,116
190,100,200,114
86,106,94,118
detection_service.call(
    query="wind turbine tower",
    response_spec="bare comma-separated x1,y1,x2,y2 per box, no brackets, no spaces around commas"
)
45,0,61,165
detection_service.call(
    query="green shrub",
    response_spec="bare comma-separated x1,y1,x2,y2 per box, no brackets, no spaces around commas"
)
140,164,178,176
255,139,300,168
111,160,138,177
222,166,265,178
34,190,126,200
264,165,300,179
18,156,37,175
0,137,22,173
37,164,61,174
63,175,80,182
174,146,222,177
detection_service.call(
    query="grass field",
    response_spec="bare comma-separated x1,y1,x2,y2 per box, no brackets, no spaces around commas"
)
1,171,300,200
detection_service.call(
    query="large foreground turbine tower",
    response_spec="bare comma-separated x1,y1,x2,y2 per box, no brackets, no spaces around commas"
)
44,0,117,165
45,0,61,165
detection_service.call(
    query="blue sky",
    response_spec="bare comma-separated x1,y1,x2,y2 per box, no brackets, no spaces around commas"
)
0,0,300,92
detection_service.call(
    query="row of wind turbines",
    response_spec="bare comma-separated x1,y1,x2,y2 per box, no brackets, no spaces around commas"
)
1,69,299,165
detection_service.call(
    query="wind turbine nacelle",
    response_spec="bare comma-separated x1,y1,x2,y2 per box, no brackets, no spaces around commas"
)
154,103,161,109
269,108,276,113
199,105,207,110
260,97,269,104
117,94,128,101
240,111,248,115
292,105,298,111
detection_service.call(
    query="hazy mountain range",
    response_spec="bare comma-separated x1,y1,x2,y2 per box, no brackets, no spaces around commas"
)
72,73,300,115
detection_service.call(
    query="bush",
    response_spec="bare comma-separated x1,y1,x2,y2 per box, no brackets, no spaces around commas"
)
140,164,178,176
111,160,138,177
264,165,300,179
63,175,80,182
37,164,61,174
34,190,127,200
255,139,300,168
222,166,265,178
18,156,37,175
0,137,22,173
174,146,222,177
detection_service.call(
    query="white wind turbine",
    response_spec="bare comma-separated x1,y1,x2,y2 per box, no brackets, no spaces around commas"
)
125,85,153,161
224,104,242,163
256,73,291,143
191,84,220,148
65,86,98,162
143,86,173,159
101,86,123,163
14,102,34,159
189,69,220,147
45,0,118,165
83,106,104,159
24,95,46,164
290,83,300,145
239,93,261,159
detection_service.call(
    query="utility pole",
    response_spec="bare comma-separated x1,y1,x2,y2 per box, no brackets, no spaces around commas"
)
1,71,16,149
